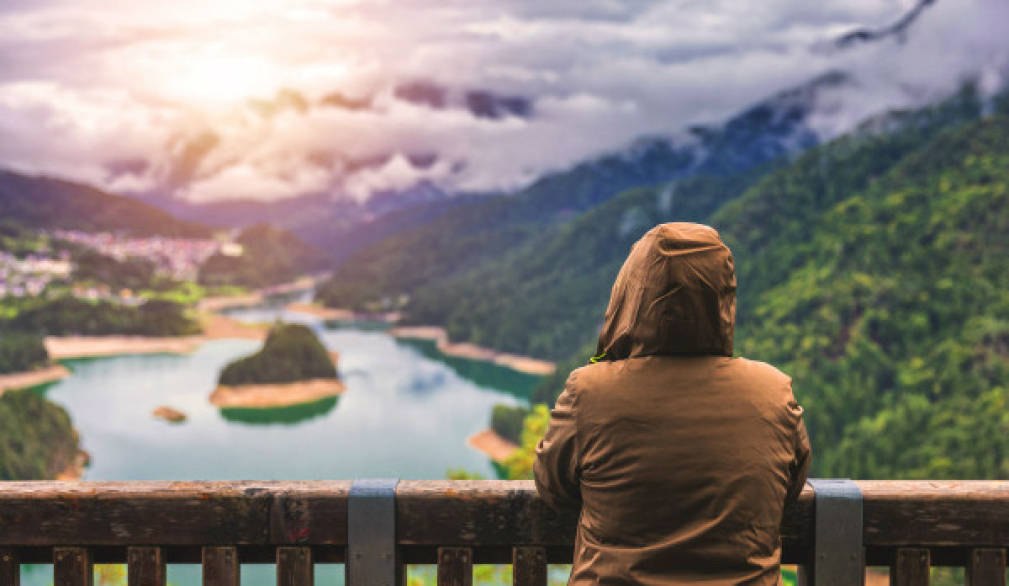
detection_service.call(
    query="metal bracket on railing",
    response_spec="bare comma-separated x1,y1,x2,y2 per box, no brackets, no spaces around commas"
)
806,479,864,586
348,478,400,586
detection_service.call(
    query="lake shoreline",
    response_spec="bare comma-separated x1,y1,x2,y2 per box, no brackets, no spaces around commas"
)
0,363,71,393
285,301,401,323
209,378,346,409
55,448,90,481
467,428,520,463
390,326,556,376
288,302,554,375
44,313,268,360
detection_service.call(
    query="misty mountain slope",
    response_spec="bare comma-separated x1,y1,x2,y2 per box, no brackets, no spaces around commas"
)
718,83,988,305
0,170,209,238
407,171,766,359
139,181,465,261
315,140,698,311
315,72,856,313
516,101,1009,486
524,83,996,401
197,223,326,289
417,84,993,361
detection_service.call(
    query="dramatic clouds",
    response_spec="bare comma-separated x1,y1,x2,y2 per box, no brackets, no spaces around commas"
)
0,0,1007,202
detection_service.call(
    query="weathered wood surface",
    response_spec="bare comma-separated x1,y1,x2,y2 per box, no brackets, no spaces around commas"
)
0,481,350,546
127,546,165,586
0,548,18,586
202,547,239,586
277,547,313,586
966,548,1006,586
891,548,930,586
862,482,1009,547
437,547,472,586
1,480,1009,557
512,546,546,586
53,547,91,586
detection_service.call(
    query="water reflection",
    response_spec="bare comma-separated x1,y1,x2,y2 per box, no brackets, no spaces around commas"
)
218,396,339,425
390,338,540,402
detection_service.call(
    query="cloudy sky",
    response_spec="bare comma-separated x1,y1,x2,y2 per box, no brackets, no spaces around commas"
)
0,0,1007,203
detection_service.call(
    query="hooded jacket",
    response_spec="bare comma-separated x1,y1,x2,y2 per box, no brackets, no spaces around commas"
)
534,222,810,586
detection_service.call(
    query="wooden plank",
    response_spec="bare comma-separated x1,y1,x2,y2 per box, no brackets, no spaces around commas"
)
4,480,1009,555
53,547,92,586
891,548,930,586
277,547,312,586
966,548,1006,586
858,481,1009,547
512,547,545,586
437,547,472,586
202,546,239,586
394,480,813,563
0,481,350,547
127,547,165,586
0,548,18,586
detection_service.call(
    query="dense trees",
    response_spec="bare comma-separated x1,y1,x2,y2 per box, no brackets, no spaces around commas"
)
219,323,336,385
490,404,529,444
0,390,79,480
5,297,199,337
198,223,325,288
718,116,1009,478
70,248,166,292
506,114,1009,481
0,332,49,374
501,102,1009,481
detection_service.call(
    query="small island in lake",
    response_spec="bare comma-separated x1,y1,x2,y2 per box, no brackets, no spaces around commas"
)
152,406,187,423
210,322,344,409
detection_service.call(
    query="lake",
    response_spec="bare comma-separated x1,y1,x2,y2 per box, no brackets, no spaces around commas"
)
21,301,544,585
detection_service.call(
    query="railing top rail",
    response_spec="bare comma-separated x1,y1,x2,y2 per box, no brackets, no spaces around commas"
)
1,480,1009,551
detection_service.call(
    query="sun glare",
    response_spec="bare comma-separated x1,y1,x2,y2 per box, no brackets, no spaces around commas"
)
164,56,274,107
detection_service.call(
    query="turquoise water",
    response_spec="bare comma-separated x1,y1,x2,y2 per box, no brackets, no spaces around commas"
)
21,303,544,585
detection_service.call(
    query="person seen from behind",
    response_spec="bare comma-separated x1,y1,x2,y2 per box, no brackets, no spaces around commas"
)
534,222,811,585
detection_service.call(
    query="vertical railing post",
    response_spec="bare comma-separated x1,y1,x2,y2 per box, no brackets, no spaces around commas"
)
805,479,864,586
0,548,19,586
347,478,401,586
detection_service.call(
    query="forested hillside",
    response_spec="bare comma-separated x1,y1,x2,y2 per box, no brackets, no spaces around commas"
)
721,115,1009,478
315,74,853,315
321,85,988,360
198,223,326,288
0,390,79,480
504,105,1009,482
218,323,337,386
408,171,763,359
0,170,209,237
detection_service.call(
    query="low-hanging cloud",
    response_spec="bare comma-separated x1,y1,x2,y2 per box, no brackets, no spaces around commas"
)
0,0,1007,203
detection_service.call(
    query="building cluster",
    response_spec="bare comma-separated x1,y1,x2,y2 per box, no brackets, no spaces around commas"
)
52,230,235,281
0,250,72,298
0,229,245,300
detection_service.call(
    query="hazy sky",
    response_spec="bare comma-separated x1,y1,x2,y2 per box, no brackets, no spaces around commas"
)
0,0,1007,202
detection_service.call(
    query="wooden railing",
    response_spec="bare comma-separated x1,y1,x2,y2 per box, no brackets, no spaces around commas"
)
0,480,1007,585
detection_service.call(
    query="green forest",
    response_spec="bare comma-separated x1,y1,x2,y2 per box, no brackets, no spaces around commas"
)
198,223,325,288
219,322,337,385
498,111,1009,481
311,83,1009,482
0,390,79,480
0,332,49,374
4,297,199,337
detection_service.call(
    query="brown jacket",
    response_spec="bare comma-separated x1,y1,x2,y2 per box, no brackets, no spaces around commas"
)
534,223,810,585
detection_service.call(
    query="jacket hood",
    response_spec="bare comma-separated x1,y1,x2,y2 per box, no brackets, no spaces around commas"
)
595,222,736,360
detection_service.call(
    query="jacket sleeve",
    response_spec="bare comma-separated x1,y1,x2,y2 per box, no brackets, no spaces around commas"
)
534,375,582,512
786,399,811,505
